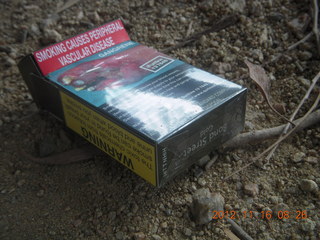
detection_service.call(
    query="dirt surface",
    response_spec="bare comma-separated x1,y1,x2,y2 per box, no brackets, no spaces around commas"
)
0,0,320,239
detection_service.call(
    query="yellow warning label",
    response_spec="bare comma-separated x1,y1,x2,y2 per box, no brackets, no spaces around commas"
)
60,91,156,185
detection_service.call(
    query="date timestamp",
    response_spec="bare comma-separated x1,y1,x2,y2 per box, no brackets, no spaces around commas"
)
212,210,308,220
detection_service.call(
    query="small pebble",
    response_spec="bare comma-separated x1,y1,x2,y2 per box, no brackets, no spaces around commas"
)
191,188,224,225
292,152,306,163
3,57,16,67
133,232,146,240
244,183,259,197
305,156,318,164
197,178,207,187
152,234,162,240
197,155,210,167
205,156,218,171
184,227,192,237
300,179,318,193
41,29,62,45
300,219,316,232
115,231,124,240
160,7,169,17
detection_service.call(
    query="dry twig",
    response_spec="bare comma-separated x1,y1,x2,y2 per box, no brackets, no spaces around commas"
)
312,0,320,55
267,0,320,64
266,71,320,160
223,108,320,149
224,92,320,181
226,218,254,240
266,32,313,65
162,15,239,53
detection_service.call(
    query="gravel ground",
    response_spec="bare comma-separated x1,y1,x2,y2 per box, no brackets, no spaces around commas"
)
0,0,319,240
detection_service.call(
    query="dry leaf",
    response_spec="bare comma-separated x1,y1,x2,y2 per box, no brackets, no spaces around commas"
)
245,60,292,124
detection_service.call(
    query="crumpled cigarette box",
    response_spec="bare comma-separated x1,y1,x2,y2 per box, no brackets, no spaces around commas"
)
18,19,246,186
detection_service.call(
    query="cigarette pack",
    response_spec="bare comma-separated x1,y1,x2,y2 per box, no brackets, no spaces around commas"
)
18,19,246,186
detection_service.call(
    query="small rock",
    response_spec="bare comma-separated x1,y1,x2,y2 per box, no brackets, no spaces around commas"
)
197,178,207,187
152,234,162,240
305,156,318,164
41,29,62,45
268,12,284,21
272,203,290,213
249,1,263,17
205,155,218,171
252,49,264,62
184,227,192,237
234,39,242,47
29,23,41,36
40,13,60,29
77,11,84,20
147,0,155,7
197,155,210,167
36,189,45,197
198,0,213,11
133,232,146,240
0,45,12,54
3,57,16,67
227,0,246,13
300,179,318,193
287,13,311,34
88,11,100,23
299,51,313,61
160,222,168,229
179,16,187,24
160,7,169,17
164,208,172,216
244,183,259,197
115,231,124,240
292,152,306,163
191,188,224,225
298,77,311,88
300,219,316,232
211,62,232,74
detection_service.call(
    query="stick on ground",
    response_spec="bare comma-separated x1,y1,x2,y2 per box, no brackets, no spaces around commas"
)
226,218,254,240
224,92,320,181
312,0,320,56
223,109,320,149
265,71,320,160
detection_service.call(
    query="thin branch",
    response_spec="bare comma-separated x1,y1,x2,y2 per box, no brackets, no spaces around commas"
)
265,71,320,160
162,15,239,53
226,218,254,240
222,109,320,149
265,32,313,66
223,92,320,181
312,0,320,56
